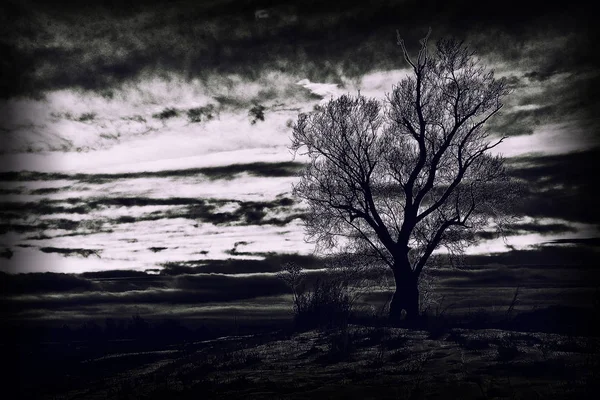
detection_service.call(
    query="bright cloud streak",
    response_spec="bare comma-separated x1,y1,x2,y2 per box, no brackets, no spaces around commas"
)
492,122,598,157
0,218,312,274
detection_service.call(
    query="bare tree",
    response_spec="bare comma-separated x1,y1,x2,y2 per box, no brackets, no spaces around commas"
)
291,31,519,321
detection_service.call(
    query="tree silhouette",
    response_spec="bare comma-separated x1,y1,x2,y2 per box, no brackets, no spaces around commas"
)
291,31,518,321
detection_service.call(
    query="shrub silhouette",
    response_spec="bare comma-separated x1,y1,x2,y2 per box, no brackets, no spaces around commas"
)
278,263,352,331
294,277,351,331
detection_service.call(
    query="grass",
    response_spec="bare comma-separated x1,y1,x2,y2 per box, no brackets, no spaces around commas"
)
5,309,599,400
3,254,598,398
496,336,521,362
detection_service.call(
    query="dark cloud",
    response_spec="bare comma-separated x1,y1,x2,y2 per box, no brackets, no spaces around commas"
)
506,150,600,223
0,188,22,195
161,253,323,275
0,271,95,294
1,252,325,298
1,0,595,98
491,70,600,138
40,247,102,257
473,222,577,241
79,269,150,279
503,222,577,235
2,246,597,318
29,187,62,195
0,209,98,236
542,237,600,246
0,198,87,214
154,197,300,226
426,246,600,299
0,162,303,180
190,162,303,180
433,263,597,289
172,273,289,298
0,193,300,239
0,252,323,299
457,245,599,266
1,273,292,313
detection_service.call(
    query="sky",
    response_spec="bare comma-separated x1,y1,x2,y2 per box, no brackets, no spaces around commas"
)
0,0,598,321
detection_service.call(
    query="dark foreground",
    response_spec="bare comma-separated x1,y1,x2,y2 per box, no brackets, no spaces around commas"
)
5,309,600,400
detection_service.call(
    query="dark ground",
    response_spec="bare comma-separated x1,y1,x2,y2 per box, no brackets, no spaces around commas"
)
4,302,600,400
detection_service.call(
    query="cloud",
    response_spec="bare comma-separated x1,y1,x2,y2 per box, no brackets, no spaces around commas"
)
456,244,600,266
0,194,300,235
0,251,328,304
295,79,343,102
489,69,600,142
1,0,598,284
541,237,600,247
3,0,592,98
2,1,596,172
1,273,294,313
473,220,578,241
161,253,322,275
507,150,598,188
0,271,95,295
503,150,600,223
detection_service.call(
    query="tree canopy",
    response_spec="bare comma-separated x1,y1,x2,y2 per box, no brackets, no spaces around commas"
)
291,32,519,319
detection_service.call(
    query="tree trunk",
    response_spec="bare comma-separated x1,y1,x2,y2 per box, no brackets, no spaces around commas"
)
389,261,419,322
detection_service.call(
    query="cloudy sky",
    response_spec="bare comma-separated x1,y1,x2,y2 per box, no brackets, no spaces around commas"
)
0,0,598,321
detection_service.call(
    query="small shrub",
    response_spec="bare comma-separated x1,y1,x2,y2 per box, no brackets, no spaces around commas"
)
496,337,520,362
538,341,555,361
369,344,386,368
361,326,387,347
400,352,431,374
446,330,464,345
318,328,353,363
293,278,352,331
128,314,150,338
277,263,352,331
300,344,323,358
425,316,452,340
227,374,252,389
464,338,490,351
383,333,408,350
229,350,262,368
389,349,411,363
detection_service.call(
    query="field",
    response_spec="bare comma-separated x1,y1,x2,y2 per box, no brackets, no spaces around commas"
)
4,262,599,399
5,317,600,399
